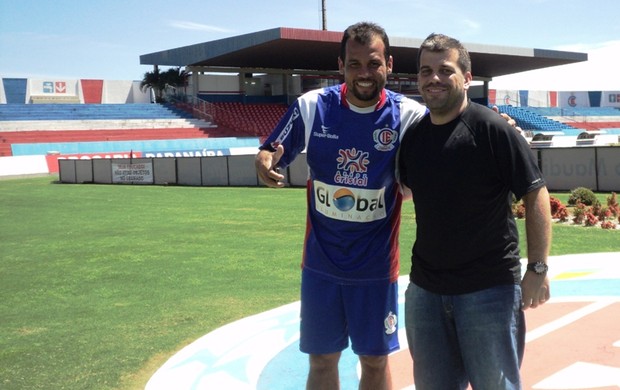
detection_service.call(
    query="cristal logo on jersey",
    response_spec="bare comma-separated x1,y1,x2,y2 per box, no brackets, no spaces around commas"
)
373,128,398,151
334,148,370,187
337,148,369,172
313,180,386,222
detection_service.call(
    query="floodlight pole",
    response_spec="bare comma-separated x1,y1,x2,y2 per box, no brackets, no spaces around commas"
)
322,0,327,30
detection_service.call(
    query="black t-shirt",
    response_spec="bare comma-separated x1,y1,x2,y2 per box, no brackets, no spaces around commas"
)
398,102,546,294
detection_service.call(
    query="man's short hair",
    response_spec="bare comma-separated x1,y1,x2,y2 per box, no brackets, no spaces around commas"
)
418,33,471,74
340,22,391,62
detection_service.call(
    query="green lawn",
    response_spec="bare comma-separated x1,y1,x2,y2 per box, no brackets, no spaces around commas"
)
0,176,617,389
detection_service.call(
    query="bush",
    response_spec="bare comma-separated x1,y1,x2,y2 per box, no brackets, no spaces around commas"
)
549,196,562,214
584,212,599,227
568,187,600,207
513,202,526,218
607,192,619,217
550,196,569,222
572,202,587,224
601,220,617,229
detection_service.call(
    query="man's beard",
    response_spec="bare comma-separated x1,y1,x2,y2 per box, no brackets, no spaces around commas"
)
422,84,464,114
352,82,380,103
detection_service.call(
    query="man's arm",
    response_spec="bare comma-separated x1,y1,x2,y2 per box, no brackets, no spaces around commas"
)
520,186,552,310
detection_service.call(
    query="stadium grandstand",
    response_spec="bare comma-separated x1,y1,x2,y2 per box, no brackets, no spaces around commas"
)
1,27,620,179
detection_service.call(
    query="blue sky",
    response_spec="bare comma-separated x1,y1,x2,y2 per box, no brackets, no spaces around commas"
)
1,0,619,90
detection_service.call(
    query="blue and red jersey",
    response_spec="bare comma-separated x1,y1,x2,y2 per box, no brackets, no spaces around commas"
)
261,84,426,284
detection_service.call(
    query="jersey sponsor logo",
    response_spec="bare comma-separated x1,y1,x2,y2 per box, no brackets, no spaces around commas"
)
337,148,369,172
271,107,300,149
335,148,369,188
334,171,368,187
313,124,339,140
373,128,398,151
314,181,386,222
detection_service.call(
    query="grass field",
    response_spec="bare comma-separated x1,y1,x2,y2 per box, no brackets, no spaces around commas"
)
1,176,618,389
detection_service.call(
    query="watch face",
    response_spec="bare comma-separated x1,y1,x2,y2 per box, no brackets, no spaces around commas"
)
531,262,548,274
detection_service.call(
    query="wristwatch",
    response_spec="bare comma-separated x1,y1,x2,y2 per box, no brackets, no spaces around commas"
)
526,261,548,275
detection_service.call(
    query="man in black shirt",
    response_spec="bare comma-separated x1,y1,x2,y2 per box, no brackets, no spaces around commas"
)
398,33,552,390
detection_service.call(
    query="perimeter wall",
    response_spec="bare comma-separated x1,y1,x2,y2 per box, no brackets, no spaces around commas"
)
57,148,620,192
0,78,150,104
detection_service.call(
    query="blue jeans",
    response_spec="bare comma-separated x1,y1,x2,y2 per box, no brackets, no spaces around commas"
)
405,282,525,390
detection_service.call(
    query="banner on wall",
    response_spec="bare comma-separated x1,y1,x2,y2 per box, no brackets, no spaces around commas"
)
489,90,562,107
112,162,153,183
143,148,230,158
31,79,79,95
549,91,558,107
558,91,590,108
519,90,529,107
45,151,142,173
603,91,620,107
494,89,520,106
488,89,497,105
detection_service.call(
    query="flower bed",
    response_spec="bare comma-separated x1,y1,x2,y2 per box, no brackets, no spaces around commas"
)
514,191,620,230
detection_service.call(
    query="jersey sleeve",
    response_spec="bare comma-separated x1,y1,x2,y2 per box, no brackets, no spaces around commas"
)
396,96,427,188
398,97,428,141
260,100,309,168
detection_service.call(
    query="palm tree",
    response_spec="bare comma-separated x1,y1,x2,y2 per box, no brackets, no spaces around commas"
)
162,67,189,101
140,67,165,103
140,67,188,103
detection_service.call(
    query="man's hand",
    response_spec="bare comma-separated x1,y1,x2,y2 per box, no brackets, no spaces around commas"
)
255,145,285,188
521,272,550,310
491,106,522,127
500,112,517,128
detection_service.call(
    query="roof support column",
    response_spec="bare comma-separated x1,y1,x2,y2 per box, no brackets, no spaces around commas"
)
188,66,199,101
483,80,489,106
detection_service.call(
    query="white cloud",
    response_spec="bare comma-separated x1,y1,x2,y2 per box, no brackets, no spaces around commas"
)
168,20,233,33
461,19,481,30
490,40,620,91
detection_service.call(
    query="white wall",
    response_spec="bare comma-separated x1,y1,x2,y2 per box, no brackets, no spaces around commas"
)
198,74,240,93
102,80,135,103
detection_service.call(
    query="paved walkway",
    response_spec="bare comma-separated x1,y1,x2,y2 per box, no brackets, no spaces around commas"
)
146,252,620,390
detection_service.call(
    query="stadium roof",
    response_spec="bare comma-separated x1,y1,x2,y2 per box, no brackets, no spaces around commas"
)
139,27,587,80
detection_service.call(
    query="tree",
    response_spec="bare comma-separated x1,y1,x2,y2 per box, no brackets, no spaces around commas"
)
140,67,189,103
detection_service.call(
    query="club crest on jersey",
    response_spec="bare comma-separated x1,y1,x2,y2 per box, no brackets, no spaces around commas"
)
373,128,398,151
384,311,397,335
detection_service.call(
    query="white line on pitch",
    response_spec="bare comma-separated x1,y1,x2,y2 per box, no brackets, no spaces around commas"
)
526,300,615,343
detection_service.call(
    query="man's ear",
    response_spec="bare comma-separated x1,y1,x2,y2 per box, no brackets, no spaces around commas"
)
338,57,344,74
463,71,473,90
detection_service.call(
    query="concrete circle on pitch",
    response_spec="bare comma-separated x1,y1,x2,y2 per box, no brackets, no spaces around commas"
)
146,252,620,390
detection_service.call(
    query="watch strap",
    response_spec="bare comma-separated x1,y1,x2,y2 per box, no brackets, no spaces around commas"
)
526,261,548,275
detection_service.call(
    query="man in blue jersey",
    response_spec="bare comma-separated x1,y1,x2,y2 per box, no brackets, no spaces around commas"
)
398,33,552,389
255,22,426,389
